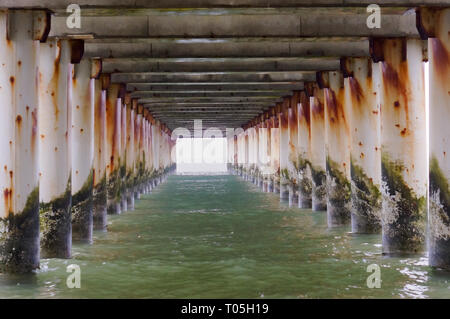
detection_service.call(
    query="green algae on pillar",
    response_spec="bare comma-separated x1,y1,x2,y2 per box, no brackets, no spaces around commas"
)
371,38,428,255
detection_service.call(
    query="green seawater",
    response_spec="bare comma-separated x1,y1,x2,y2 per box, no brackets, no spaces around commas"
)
1,174,449,298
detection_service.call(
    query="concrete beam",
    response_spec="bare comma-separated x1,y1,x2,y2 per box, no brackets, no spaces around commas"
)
131,91,292,98
102,57,340,73
112,71,316,83
85,38,368,59
4,0,450,9
50,11,418,38
127,82,304,91
138,97,283,104
143,103,273,108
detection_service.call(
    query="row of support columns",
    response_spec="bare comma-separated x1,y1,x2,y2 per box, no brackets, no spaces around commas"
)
0,9,175,273
230,7,450,270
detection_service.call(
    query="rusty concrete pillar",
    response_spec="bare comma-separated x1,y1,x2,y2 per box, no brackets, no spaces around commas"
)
120,93,128,210
308,83,327,211
279,100,290,200
140,112,148,194
105,84,122,214
297,91,312,209
233,135,238,173
134,105,143,199
259,115,269,191
125,99,136,209
0,10,48,272
255,121,261,187
341,57,382,234
93,74,108,230
417,7,450,268
320,71,351,227
152,120,161,186
38,39,73,258
288,94,300,206
71,57,96,243
244,130,249,181
271,109,280,193
370,38,427,255
264,116,273,192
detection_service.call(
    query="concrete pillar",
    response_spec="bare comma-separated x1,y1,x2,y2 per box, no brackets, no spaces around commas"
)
152,120,160,186
105,84,122,214
120,95,127,211
38,39,73,258
341,57,382,234
244,130,249,181
93,75,108,230
320,71,351,226
71,58,95,243
0,10,48,272
134,106,143,199
254,122,261,186
417,7,450,268
265,117,273,192
308,83,327,211
259,116,269,192
297,91,313,208
288,94,300,206
270,112,280,193
125,100,136,210
371,38,427,255
233,135,238,172
279,100,290,200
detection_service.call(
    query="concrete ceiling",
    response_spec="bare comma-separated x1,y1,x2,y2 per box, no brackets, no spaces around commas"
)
5,1,450,132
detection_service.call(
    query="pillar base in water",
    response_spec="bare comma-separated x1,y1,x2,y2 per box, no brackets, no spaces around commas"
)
121,197,128,213
40,191,72,259
127,192,135,211
107,201,121,215
267,180,273,193
280,184,289,201
72,200,93,244
0,189,40,273
288,187,298,207
93,204,107,231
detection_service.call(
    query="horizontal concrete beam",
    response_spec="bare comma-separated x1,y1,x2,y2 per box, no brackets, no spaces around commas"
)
131,90,292,98
86,38,369,58
139,97,283,104
128,82,304,91
112,71,316,83
102,57,340,73
50,11,418,38
143,103,274,108
5,1,449,9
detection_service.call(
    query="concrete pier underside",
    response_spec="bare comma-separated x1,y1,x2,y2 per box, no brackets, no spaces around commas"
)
0,1,449,273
